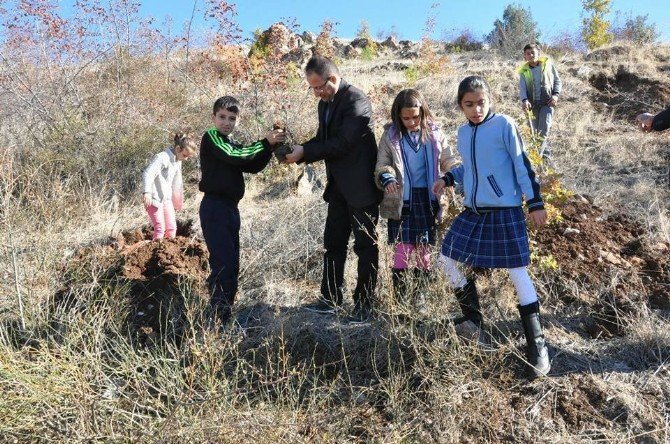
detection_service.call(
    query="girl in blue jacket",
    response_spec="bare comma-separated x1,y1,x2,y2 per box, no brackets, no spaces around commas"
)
432,75,550,377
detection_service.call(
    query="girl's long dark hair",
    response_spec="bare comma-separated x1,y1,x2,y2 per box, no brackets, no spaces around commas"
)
390,89,434,143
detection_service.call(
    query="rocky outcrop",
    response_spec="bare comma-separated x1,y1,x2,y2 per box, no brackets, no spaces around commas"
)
249,22,478,65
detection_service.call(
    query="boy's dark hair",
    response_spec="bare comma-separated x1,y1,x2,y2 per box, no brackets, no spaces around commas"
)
305,55,340,79
213,96,240,115
523,43,540,52
457,75,492,106
391,89,434,142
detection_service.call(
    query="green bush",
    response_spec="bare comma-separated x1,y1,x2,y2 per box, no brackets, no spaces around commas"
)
582,0,613,50
486,4,539,56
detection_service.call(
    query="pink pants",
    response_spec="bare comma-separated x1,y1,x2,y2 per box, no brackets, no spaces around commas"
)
146,200,177,240
393,243,432,270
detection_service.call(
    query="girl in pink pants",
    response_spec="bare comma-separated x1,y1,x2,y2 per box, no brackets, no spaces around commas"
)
374,89,458,313
142,132,198,240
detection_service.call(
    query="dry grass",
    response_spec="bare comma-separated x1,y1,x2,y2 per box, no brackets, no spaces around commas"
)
1,41,670,442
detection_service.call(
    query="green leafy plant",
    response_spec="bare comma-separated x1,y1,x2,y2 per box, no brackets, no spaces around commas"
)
582,0,613,50
612,13,659,44
486,4,540,56
356,20,378,60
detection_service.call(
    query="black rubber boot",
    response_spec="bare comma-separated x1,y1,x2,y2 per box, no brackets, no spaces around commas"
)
453,280,482,327
518,301,551,377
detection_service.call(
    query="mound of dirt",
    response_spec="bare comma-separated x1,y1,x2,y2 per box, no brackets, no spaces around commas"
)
588,64,670,117
55,220,209,344
533,195,670,334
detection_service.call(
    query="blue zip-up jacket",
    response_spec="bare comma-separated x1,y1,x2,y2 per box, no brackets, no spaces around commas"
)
442,112,544,213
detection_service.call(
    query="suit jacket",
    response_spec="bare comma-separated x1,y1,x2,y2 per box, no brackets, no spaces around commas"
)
652,106,670,131
302,79,382,208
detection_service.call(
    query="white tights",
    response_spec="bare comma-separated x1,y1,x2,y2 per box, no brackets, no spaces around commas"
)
439,254,538,306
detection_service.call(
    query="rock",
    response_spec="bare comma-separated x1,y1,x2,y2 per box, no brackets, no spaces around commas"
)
301,31,315,44
331,38,348,57
370,61,411,72
564,227,581,235
282,47,312,66
576,193,592,204
576,65,592,79
651,243,669,253
380,35,398,50
350,37,370,48
252,23,302,58
599,250,620,265
397,41,420,59
629,256,645,267
599,250,631,267
344,45,362,58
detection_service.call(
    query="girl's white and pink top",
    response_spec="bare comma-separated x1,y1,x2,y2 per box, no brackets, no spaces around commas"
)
142,148,184,210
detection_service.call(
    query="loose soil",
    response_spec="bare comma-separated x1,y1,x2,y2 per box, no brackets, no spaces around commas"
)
534,195,670,335
55,220,209,344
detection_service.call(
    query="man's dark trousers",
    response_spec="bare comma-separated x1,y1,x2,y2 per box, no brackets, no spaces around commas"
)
199,194,240,317
321,184,379,308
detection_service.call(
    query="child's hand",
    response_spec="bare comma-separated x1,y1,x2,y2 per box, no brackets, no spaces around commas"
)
528,209,547,227
432,179,446,195
143,193,152,208
265,129,286,146
284,145,304,163
385,182,399,194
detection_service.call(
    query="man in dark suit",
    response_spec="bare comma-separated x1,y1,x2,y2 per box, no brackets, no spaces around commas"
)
285,55,381,321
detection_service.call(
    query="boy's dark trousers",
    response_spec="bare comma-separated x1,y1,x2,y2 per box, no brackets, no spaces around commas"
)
321,185,379,309
199,194,240,321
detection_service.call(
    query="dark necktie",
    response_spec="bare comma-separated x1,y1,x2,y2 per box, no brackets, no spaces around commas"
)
324,101,332,125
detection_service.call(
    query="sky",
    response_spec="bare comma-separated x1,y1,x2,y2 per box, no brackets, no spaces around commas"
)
117,0,670,44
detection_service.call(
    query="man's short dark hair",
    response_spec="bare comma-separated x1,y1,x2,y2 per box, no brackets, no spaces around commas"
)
213,96,240,115
523,43,540,52
305,55,340,79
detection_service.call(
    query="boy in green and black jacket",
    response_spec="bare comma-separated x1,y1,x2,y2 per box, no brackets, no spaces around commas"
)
199,96,285,327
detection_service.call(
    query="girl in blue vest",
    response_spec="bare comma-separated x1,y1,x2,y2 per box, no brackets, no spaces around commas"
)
375,89,458,312
433,76,550,377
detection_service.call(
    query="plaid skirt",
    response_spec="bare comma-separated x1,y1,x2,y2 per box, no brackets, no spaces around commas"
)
388,188,439,245
440,207,530,268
